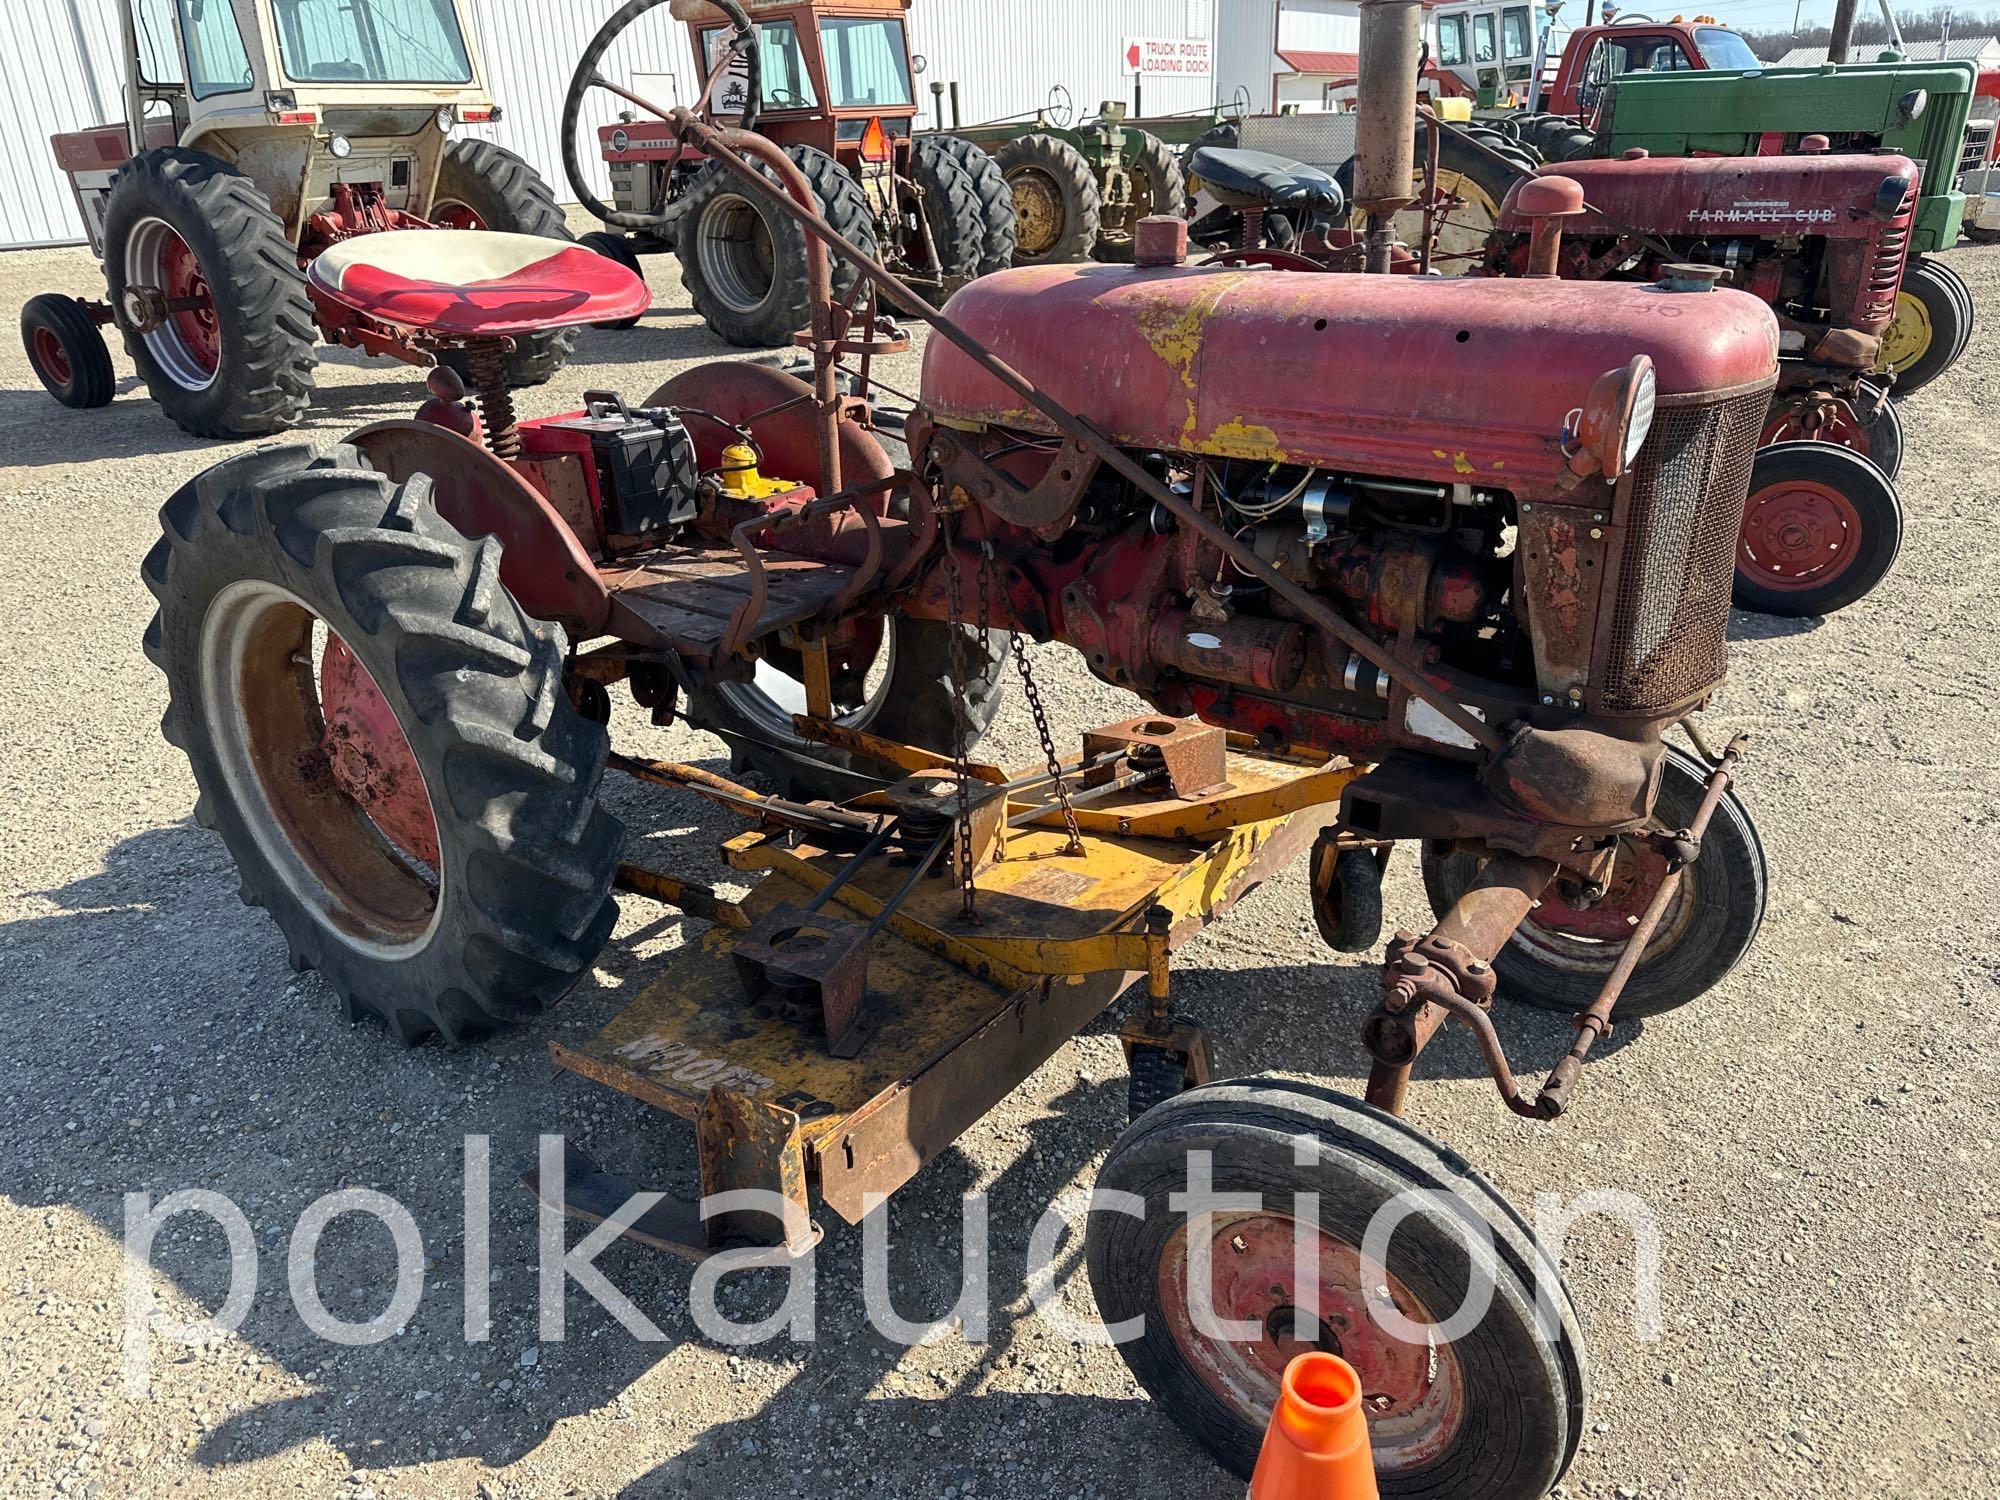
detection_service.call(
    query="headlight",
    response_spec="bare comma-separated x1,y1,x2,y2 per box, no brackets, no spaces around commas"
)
1572,355,1657,483
327,134,352,159
1621,359,1657,469
436,105,456,131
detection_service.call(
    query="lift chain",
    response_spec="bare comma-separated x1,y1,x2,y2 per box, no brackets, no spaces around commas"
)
937,507,979,923
977,543,1082,855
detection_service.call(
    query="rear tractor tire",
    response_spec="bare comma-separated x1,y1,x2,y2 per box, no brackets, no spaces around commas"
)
926,135,1018,276
1733,441,1903,618
143,444,622,1044
22,293,115,409
996,132,1102,265
577,231,648,328
432,138,579,388
103,147,317,439
676,144,879,348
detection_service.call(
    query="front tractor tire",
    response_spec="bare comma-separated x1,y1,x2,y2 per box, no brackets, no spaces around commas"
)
677,144,879,349
1421,747,1766,1019
21,293,115,409
1734,441,1903,618
103,148,317,439
1096,130,1186,262
1877,257,1972,395
143,445,622,1044
996,133,1102,265
1089,1079,1587,1496
431,138,580,387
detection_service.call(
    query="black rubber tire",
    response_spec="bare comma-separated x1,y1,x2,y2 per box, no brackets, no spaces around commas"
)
1877,257,1969,394
1334,128,1522,275
431,138,578,388
996,132,1102,265
1926,255,1977,362
142,444,622,1044
103,148,317,438
21,293,115,408
1096,130,1187,262
577,230,647,329
1089,1078,1586,1495
1127,1032,1200,1122
1420,746,1766,1018
1180,122,1240,180
909,136,987,283
1310,837,1385,954
675,144,879,349
1856,384,1903,482
1732,441,1904,617
686,618,1006,800
928,135,1018,275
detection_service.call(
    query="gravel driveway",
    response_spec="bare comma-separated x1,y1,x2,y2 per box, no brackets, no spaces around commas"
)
2,224,1995,1500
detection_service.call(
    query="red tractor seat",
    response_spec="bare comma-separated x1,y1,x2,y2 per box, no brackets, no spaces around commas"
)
307,230,648,338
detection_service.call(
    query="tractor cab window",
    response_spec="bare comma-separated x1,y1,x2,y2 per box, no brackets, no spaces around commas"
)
132,0,186,86
820,16,913,109
1501,6,1533,61
1693,27,1759,70
272,0,474,85
1644,42,1695,71
174,0,255,99
1436,15,1468,68
1473,13,1497,64
702,21,821,112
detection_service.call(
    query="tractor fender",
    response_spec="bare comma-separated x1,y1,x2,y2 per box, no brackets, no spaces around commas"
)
642,360,894,496
347,420,613,639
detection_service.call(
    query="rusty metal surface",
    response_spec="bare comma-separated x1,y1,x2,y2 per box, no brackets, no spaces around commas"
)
348,420,611,637
1081,717,1229,800
730,901,877,1058
696,1087,814,1253
599,548,859,667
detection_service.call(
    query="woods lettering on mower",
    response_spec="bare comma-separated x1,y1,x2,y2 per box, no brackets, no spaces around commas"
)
142,1,1782,1495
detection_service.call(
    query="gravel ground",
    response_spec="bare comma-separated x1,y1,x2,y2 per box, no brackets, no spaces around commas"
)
3,223,1997,1500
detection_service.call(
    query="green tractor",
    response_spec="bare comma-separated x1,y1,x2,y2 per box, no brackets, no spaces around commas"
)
924,98,1187,264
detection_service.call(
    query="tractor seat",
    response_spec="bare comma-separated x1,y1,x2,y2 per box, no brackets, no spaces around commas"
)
1188,147,1345,217
306,230,649,338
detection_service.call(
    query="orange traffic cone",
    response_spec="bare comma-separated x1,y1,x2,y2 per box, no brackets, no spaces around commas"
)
1248,1352,1379,1499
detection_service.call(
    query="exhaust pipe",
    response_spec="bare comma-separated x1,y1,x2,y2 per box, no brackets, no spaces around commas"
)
1355,0,1424,274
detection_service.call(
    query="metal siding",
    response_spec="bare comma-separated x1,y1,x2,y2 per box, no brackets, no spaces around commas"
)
1,1,1220,247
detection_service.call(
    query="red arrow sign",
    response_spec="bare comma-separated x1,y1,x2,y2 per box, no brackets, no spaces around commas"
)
1127,42,1142,70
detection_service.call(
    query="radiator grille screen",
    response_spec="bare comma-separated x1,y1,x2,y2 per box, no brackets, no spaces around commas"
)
1601,389,1768,713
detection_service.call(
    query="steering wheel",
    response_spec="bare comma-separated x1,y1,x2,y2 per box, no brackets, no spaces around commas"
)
1045,84,1074,129
559,0,760,231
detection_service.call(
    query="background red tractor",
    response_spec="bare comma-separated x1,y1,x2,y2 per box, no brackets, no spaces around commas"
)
20,0,578,439
567,0,1015,346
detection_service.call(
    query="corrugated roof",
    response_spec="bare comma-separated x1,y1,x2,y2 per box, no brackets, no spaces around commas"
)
1778,38,2000,66
1277,49,1361,75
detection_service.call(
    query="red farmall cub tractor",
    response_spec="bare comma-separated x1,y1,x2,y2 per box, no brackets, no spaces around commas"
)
568,0,1015,347
145,3,1778,1492
1489,146,1920,617
21,0,586,438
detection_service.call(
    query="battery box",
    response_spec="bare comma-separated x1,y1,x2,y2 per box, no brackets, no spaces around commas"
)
549,392,701,539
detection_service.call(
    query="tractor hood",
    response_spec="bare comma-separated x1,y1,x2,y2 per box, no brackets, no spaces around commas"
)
922,264,1778,494
1502,153,1921,241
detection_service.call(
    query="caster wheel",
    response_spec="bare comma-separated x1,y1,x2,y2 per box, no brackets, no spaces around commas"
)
1310,835,1386,953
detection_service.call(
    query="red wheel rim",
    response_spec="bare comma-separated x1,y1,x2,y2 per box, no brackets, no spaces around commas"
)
1157,1210,1466,1470
31,325,73,387
432,201,486,230
161,231,221,375
1737,477,1862,591
1526,837,1673,943
319,637,443,867
1760,402,1870,460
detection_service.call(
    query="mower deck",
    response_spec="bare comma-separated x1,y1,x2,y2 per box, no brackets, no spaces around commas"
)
537,741,1365,1259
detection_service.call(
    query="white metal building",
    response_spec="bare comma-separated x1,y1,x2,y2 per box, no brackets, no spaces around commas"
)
3,0,1222,250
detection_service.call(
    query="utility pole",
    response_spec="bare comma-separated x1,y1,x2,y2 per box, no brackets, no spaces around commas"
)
1828,0,1859,62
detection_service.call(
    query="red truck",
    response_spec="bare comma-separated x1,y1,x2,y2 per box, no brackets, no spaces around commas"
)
1529,14,1762,119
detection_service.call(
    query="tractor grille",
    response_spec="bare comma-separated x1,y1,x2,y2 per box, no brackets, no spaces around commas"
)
1599,387,1769,714
1961,120,1995,179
